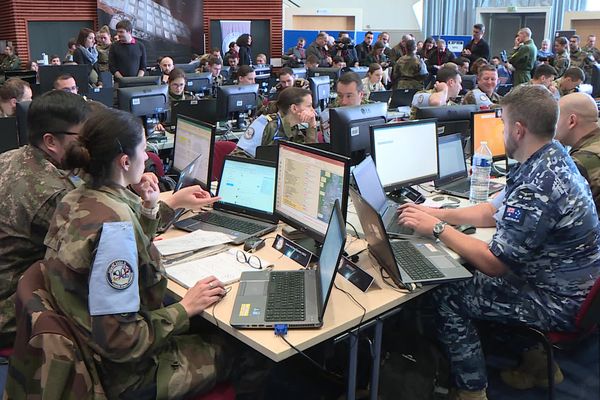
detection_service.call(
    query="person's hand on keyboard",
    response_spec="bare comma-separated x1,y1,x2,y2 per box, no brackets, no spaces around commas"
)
180,276,227,316
397,203,441,238
164,185,221,211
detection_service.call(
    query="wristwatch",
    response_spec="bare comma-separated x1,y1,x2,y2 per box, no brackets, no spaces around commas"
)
433,221,448,240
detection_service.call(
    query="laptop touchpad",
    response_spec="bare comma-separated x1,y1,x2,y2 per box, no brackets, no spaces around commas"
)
241,281,268,295
429,256,456,269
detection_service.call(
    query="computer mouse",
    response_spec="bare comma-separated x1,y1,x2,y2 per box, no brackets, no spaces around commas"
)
456,224,477,235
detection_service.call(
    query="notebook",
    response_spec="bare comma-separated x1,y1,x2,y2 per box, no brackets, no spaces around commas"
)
230,200,346,329
349,188,472,286
174,156,278,244
434,133,504,199
352,155,413,236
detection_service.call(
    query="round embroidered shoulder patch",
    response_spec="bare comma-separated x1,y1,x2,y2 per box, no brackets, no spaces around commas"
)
244,127,255,139
417,94,424,104
480,94,488,101
106,260,134,290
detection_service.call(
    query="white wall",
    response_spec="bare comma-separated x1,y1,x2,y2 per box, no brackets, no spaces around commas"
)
284,0,423,40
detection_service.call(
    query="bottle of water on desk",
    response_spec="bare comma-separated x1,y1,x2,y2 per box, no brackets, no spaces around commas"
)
469,141,492,204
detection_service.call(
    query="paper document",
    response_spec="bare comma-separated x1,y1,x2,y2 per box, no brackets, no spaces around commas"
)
166,249,274,287
154,230,234,256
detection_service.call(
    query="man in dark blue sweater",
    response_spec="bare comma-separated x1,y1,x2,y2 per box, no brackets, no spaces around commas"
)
108,19,146,79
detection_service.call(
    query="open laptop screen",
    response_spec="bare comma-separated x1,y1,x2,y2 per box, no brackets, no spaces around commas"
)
352,155,387,212
437,134,467,181
173,115,213,187
217,158,276,214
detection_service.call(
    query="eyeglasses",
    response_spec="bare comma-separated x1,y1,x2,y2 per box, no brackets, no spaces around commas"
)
236,250,262,269
46,131,79,136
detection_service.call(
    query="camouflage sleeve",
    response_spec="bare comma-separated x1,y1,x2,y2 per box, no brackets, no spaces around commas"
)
553,56,570,77
462,91,476,105
489,185,555,265
571,151,600,213
306,126,318,143
31,190,69,243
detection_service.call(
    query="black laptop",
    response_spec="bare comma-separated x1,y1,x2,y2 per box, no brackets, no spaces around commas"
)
434,133,504,198
389,88,418,108
174,156,278,244
369,90,393,104
350,188,472,286
230,200,346,328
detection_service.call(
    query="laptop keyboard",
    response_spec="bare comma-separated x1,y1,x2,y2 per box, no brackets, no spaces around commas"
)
390,241,445,280
265,271,306,322
444,180,470,193
192,212,268,235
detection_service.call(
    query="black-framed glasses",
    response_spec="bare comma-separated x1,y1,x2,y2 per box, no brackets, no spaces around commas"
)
46,131,79,136
236,250,262,269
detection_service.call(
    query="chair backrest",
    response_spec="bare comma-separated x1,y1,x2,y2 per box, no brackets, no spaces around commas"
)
575,276,600,332
211,141,237,181
5,261,107,399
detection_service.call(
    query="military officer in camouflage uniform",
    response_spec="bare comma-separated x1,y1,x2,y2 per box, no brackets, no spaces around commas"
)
410,67,462,119
508,28,537,85
551,36,570,78
167,68,197,101
392,39,428,90
582,34,600,64
398,85,600,400
39,108,268,399
207,55,225,96
462,64,502,108
234,87,317,157
261,67,310,115
556,92,600,213
569,35,597,84
551,66,584,99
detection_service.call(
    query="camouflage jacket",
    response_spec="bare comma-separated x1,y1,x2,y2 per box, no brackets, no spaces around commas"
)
0,145,78,347
570,48,596,82
570,127,600,215
582,45,600,62
42,184,212,399
551,50,570,78
96,44,110,73
462,89,502,107
392,55,427,90
490,141,600,327
261,78,310,115
0,54,21,71
509,39,537,85
552,77,578,98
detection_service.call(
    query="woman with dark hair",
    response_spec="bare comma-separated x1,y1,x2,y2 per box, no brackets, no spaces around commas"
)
418,37,436,59
167,68,194,101
236,33,253,66
41,107,266,399
362,63,386,96
72,27,100,86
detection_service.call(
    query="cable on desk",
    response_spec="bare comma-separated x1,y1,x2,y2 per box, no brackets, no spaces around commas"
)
278,335,344,381
417,184,436,194
346,221,360,238
334,282,366,326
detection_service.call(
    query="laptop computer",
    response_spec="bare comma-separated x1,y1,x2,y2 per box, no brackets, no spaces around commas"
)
389,88,418,108
230,200,346,329
349,188,472,286
434,133,504,198
369,90,393,104
174,156,278,244
352,155,413,236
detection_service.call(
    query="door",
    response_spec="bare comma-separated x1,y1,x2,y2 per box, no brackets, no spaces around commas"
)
486,12,546,59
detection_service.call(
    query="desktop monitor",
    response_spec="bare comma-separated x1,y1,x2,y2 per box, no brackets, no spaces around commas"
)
275,141,350,243
4,70,37,86
436,120,471,137
370,119,439,192
174,62,200,73
221,66,231,80
117,76,161,87
471,109,505,161
309,76,330,110
216,84,259,129
254,66,273,95
291,68,307,80
15,100,31,146
172,115,215,188
171,98,219,128
414,105,478,122
185,72,212,95
329,102,387,165
117,84,169,117
344,66,369,79
38,64,93,95
307,67,341,84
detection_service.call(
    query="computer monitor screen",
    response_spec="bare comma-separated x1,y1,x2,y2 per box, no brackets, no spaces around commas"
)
370,120,439,191
308,67,341,83
275,141,350,241
185,72,212,95
15,100,31,146
117,84,169,117
171,98,219,128
38,64,93,95
415,105,478,122
471,109,505,160
117,76,161,87
437,133,467,182
174,62,200,73
291,68,307,80
216,84,259,119
309,76,330,110
329,102,387,165
4,70,37,86
172,115,215,187
436,120,470,137
344,66,369,79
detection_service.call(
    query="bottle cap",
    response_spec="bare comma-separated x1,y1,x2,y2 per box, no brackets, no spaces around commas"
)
480,141,487,145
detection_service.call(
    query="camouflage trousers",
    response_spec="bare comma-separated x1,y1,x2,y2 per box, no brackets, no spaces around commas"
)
432,271,576,391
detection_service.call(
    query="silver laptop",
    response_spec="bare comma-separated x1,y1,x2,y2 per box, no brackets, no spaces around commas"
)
352,156,413,236
230,200,346,329
174,156,278,244
350,188,472,286
434,133,504,199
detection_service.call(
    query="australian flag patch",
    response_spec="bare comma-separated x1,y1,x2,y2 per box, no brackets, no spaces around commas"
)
503,206,525,225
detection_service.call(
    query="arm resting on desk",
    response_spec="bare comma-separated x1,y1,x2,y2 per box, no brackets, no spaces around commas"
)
399,202,497,227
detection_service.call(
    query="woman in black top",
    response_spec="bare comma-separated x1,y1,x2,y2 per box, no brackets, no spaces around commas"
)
237,33,253,66
72,28,100,86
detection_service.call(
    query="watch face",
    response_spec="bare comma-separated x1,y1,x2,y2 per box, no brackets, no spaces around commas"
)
434,223,444,233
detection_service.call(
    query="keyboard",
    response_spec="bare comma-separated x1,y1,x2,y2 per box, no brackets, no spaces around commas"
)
192,212,267,235
390,241,445,280
265,271,306,321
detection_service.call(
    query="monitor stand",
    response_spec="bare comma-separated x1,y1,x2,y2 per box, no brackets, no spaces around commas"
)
387,186,425,204
234,112,248,131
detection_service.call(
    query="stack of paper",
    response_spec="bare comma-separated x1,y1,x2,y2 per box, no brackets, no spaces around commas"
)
154,230,234,256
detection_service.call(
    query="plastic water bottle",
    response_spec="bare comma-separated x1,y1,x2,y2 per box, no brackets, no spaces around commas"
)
41,52,48,65
469,141,493,204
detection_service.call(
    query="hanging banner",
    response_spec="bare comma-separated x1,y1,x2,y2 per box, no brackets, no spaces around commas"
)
220,20,251,55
